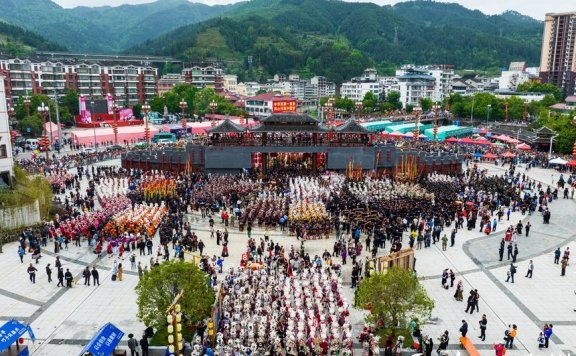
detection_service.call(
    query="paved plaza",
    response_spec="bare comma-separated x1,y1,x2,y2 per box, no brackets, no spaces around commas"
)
0,159,575,355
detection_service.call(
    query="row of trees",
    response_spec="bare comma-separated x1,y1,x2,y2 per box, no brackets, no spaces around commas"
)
149,85,240,117
12,90,78,137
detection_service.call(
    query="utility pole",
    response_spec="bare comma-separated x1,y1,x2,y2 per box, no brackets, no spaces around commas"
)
54,90,61,146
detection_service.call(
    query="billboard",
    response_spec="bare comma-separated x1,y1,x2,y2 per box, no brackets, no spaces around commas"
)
272,99,297,114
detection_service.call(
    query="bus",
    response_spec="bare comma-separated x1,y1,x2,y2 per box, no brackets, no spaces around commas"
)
152,132,176,143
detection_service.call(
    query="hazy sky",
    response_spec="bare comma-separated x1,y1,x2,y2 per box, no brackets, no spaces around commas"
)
51,0,574,20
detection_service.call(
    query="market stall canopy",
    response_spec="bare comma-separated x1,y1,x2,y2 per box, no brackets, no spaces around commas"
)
0,319,35,352
445,137,459,143
516,143,532,151
501,151,517,158
507,138,520,144
549,157,568,165
567,160,576,167
482,153,498,159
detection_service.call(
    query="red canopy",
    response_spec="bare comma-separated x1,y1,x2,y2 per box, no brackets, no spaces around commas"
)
460,137,476,144
445,137,460,143
388,131,404,138
507,138,520,144
501,151,516,158
516,143,531,151
567,160,576,167
482,153,498,159
475,137,491,145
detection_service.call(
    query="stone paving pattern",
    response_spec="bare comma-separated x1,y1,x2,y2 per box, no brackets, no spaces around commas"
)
0,160,575,355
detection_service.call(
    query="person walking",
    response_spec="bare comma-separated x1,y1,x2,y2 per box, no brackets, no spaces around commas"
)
130,254,136,270
561,257,568,276
441,235,448,251
64,268,73,288
525,260,534,278
424,336,433,356
543,324,553,348
507,243,513,260
525,222,531,237
127,333,139,356
459,320,468,338
45,264,52,283
139,335,149,356
506,263,517,283
138,262,143,279
83,266,91,286
18,246,25,263
512,244,519,263
478,314,487,341
437,330,449,354
499,239,505,261
554,248,561,264
118,263,123,281
27,263,38,284
493,343,505,356
465,291,476,314
91,267,100,286
57,267,64,287
504,324,517,348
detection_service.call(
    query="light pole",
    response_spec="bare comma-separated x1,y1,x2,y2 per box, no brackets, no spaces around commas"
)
355,101,363,120
486,104,491,126
142,102,151,146
91,100,97,151
53,90,61,146
504,101,509,124
23,96,31,117
37,103,50,160
209,100,218,127
112,102,120,145
549,135,557,160
433,103,440,141
470,95,475,124
179,100,187,134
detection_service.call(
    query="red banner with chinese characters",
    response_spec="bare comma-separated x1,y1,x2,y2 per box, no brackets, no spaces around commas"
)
272,100,297,113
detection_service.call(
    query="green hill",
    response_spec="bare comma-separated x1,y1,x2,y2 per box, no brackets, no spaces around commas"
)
129,0,543,83
0,0,240,52
0,20,65,57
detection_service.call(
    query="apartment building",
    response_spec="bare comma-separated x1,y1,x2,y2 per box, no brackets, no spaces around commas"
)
396,64,453,102
182,65,223,92
397,68,436,107
0,56,158,107
157,74,184,96
539,12,576,96
0,76,13,185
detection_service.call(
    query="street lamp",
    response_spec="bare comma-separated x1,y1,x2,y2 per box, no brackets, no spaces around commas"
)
433,103,441,141
470,95,475,124
179,100,187,133
413,112,420,141
504,101,509,124
37,103,50,160
142,102,151,146
355,101,363,120
112,102,120,145
209,100,218,127
486,104,491,126
326,100,333,122
23,96,31,116
90,101,97,151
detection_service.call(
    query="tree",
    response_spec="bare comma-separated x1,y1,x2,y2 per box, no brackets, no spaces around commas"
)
135,260,215,331
355,267,434,329
517,82,563,101
419,97,433,112
405,104,414,113
362,92,378,111
385,91,402,110
19,115,44,137
60,89,80,116
132,103,142,119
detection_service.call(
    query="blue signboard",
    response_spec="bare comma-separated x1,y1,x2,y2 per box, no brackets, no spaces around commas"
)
0,320,35,352
79,323,124,356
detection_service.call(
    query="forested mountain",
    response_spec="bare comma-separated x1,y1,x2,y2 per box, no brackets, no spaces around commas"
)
0,21,66,57
130,0,543,83
0,0,239,52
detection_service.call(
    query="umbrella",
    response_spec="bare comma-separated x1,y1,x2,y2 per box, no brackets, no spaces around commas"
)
516,143,531,151
460,137,476,144
549,158,568,165
567,160,576,167
482,153,498,159
501,151,516,158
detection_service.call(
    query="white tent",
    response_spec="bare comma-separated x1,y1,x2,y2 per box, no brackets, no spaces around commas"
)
549,157,568,165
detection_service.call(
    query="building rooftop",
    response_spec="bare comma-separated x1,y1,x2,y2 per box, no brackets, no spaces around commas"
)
335,119,369,134
206,119,246,134
248,92,295,102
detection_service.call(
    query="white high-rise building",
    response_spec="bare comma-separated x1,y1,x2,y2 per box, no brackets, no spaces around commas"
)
0,76,14,185
397,64,453,102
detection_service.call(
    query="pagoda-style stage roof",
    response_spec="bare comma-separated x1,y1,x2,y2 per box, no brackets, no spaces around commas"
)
249,113,331,133
206,119,246,134
335,119,369,134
